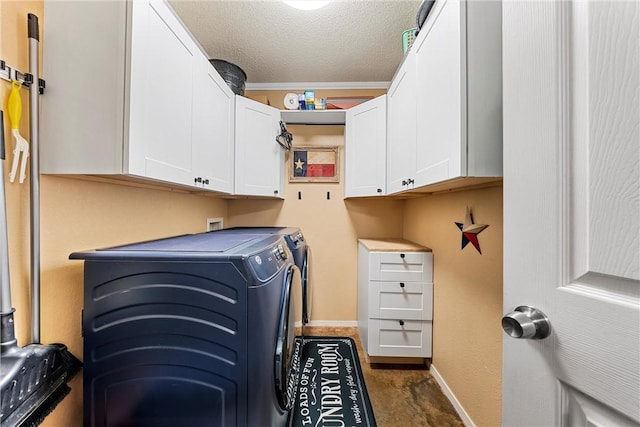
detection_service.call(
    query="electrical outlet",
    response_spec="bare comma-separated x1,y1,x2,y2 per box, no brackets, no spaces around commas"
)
206,217,224,232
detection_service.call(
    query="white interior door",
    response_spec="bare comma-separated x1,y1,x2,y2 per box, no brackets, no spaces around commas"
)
503,1,639,426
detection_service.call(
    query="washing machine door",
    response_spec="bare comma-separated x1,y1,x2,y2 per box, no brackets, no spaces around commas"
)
301,246,311,324
274,264,300,411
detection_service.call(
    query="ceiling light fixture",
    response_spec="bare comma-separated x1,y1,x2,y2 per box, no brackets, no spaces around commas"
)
284,1,330,11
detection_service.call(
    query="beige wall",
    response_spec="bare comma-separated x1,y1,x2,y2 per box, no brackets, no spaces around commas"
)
2,3,228,425
404,185,503,427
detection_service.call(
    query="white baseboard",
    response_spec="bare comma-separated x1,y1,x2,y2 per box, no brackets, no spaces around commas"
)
295,320,358,328
430,364,476,427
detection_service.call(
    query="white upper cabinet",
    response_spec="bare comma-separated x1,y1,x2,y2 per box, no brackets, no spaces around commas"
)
385,0,502,195
192,56,235,193
412,0,502,188
345,95,387,197
127,0,196,186
41,0,233,193
234,96,284,198
386,53,417,194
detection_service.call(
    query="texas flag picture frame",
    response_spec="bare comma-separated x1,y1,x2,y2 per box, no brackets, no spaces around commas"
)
289,146,340,183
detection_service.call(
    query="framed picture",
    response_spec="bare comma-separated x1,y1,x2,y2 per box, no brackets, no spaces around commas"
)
289,146,340,183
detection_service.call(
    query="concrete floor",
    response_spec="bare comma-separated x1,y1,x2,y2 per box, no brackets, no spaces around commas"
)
301,327,465,427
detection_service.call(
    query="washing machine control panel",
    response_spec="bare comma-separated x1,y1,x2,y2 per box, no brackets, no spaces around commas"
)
286,231,305,248
273,244,288,261
249,243,292,282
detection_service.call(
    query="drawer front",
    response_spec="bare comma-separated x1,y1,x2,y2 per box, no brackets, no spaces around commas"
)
369,282,433,320
369,252,433,282
368,319,432,357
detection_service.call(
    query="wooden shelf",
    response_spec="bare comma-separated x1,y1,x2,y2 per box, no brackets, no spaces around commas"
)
280,109,346,125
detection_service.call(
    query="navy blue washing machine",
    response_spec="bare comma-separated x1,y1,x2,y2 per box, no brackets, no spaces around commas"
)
71,232,302,427
210,227,311,326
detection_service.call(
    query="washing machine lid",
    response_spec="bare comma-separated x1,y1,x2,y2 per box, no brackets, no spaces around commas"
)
70,233,280,260
103,232,264,252
220,226,288,233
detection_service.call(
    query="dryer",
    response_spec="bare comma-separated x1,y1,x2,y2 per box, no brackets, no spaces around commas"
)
71,232,301,427
210,227,311,325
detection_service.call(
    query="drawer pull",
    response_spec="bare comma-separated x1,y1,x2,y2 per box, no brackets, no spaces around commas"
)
400,253,405,259
399,282,405,288
399,320,405,326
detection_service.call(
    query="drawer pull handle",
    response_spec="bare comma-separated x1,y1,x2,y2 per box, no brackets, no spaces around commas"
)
400,282,405,288
400,253,405,259
399,320,405,326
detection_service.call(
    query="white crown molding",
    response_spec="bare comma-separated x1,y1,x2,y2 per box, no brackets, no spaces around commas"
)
245,81,390,91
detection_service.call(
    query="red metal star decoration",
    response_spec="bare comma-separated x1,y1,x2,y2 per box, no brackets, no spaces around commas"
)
455,207,489,254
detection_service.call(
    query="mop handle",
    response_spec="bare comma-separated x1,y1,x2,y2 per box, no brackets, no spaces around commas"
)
1,110,13,315
1,110,5,160
28,13,41,343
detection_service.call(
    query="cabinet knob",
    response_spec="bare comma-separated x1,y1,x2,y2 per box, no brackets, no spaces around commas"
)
377,188,382,193
194,177,202,183
399,320,405,326
203,179,209,185
407,178,415,185
400,253,405,259
400,282,405,288
274,189,279,195
402,179,408,186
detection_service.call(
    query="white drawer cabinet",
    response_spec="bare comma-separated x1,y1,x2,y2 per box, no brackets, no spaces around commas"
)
358,239,433,359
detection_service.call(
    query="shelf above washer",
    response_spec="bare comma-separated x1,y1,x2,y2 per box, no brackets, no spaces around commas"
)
280,110,346,125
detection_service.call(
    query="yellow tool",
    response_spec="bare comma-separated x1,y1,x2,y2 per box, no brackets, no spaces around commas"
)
7,81,29,183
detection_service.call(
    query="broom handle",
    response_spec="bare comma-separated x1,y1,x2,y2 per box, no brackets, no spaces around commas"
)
0,111,12,315
28,13,41,343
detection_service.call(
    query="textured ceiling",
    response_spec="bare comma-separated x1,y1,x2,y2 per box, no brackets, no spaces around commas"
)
169,0,422,86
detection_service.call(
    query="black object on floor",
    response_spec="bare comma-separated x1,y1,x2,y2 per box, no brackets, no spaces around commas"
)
289,337,377,427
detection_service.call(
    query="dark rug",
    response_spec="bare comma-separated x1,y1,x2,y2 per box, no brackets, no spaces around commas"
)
289,336,377,427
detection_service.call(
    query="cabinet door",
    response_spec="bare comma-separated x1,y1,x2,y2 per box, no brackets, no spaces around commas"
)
414,0,465,186
386,52,417,194
345,95,387,197
192,55,235,193
42,0,128,175
127,0,197,186
234,96,283,198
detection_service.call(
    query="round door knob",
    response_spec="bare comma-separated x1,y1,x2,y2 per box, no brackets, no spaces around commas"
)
502,305,551,340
